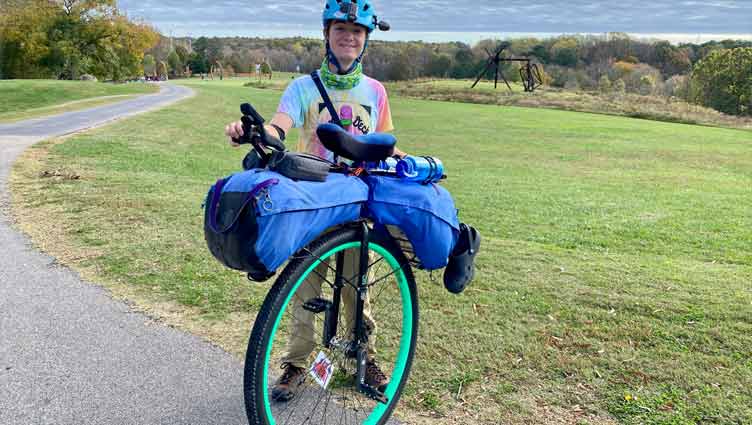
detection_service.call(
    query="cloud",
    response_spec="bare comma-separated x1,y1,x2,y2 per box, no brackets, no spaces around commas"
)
119,0,752,36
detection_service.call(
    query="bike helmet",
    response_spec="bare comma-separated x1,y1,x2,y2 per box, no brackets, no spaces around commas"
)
322,0,378,32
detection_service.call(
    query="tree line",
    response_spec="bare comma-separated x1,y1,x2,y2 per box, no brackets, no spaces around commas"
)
1,2,749,117
161,33,750,116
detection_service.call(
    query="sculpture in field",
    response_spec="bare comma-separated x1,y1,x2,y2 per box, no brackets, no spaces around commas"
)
472,42,544,93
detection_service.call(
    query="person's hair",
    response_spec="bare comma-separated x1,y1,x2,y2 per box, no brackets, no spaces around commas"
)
323,20,367,41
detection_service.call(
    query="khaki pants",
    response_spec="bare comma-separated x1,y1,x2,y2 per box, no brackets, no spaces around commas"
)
280,247,377,369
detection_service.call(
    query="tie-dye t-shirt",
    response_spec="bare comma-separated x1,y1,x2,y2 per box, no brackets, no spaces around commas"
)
277,71,394,161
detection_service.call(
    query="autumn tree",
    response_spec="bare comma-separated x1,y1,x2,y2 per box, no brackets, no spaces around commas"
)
143,54,155,76
0,0,157,79
0,0,59,78
425,53,452,78
167,50,182,76
691,48,752,116
551,38,578,67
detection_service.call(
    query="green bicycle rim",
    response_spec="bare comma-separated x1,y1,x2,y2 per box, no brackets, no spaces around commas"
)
261,241,414,425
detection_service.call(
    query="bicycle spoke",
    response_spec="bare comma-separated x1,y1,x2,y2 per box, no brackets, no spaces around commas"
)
300,248,358,289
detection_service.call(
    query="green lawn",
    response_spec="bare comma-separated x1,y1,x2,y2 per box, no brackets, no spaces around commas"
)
10,79,752,424
0,79,158,122
410,77,528,92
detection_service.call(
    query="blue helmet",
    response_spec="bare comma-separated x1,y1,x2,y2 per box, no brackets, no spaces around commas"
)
322,0,377,32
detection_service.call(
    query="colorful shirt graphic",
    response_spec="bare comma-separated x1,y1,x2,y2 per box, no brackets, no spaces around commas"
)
277,72,394,161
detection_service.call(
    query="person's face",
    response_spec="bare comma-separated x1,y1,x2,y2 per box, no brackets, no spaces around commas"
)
326,21,367,66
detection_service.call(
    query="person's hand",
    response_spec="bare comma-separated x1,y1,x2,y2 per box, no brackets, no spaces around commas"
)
392,147,408,159
225,120,244,147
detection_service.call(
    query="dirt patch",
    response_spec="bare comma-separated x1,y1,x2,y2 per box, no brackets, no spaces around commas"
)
39,168,81,180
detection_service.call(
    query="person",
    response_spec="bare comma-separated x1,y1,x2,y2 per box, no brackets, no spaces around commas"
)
225,0,480,402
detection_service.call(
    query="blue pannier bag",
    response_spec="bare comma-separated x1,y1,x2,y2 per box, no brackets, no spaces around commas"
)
204,170,369,280
365,175,460,270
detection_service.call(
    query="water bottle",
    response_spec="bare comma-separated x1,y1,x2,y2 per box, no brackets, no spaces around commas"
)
395,156,444,184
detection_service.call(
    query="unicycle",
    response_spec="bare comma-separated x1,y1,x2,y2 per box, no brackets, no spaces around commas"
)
243,221,418,425
228,104,439,425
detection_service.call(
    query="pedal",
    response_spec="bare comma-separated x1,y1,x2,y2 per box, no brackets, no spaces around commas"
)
358,383,388,404
302,297,332,313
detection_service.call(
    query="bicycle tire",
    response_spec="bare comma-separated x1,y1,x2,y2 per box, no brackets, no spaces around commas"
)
244,224,418,425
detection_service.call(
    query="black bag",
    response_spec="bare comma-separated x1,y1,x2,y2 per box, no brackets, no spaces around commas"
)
267,151,331,182
241,142,331,182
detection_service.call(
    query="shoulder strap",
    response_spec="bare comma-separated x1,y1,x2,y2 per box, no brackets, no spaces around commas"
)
310,71,343,129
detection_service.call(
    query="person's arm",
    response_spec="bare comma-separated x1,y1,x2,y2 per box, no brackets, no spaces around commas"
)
264,113,293,141
225,112,293,147
226,77,302,147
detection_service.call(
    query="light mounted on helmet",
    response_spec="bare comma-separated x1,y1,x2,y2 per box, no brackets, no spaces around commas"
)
376,19,390,31
340,1,357,21
322,0,389,33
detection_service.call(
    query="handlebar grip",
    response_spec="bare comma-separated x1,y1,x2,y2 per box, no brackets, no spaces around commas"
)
241,103,265,126
234,115,255,144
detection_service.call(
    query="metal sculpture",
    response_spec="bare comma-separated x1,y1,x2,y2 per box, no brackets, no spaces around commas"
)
471,42,544,93
211,61,224,80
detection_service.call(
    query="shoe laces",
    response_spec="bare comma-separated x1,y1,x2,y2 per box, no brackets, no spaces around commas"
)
365,359,387,383
278,363,303,384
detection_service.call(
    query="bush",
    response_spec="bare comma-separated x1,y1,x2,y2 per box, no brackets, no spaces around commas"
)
638,74,657,95
598,75,612,93
691,47,752,116
664,75,690,100
612,79,626,94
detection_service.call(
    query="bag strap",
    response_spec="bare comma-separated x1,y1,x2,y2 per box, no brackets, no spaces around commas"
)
310,71,343,129
208,177,279,234
208,177,230,233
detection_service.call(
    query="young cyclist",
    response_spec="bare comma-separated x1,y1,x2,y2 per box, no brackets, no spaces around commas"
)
225,0,481,402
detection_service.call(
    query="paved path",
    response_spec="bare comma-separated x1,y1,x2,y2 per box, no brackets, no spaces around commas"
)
0,84,249,425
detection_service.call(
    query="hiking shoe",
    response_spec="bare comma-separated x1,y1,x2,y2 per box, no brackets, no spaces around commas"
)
364,358,389,391
271,363,306,402
443,223,481,294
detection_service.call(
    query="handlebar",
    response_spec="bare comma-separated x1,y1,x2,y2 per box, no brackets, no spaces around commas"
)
232,103,286,157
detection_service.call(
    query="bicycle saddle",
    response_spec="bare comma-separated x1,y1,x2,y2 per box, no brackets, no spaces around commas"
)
316,123,397,162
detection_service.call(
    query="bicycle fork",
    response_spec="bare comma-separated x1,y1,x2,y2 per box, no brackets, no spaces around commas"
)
309,222,388,404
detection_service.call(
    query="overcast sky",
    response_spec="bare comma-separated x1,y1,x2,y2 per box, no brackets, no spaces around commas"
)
119,0,752,42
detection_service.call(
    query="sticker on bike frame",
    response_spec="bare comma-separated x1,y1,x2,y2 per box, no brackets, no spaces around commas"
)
310,351,335,389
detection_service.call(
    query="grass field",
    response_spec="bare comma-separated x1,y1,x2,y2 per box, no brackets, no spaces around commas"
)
384,79,752,132
10,77,752,424
0,79,158,123
242,75,752,131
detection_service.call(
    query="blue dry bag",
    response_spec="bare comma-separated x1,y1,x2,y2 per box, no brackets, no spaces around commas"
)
204,170,369,280
365,175,459,270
